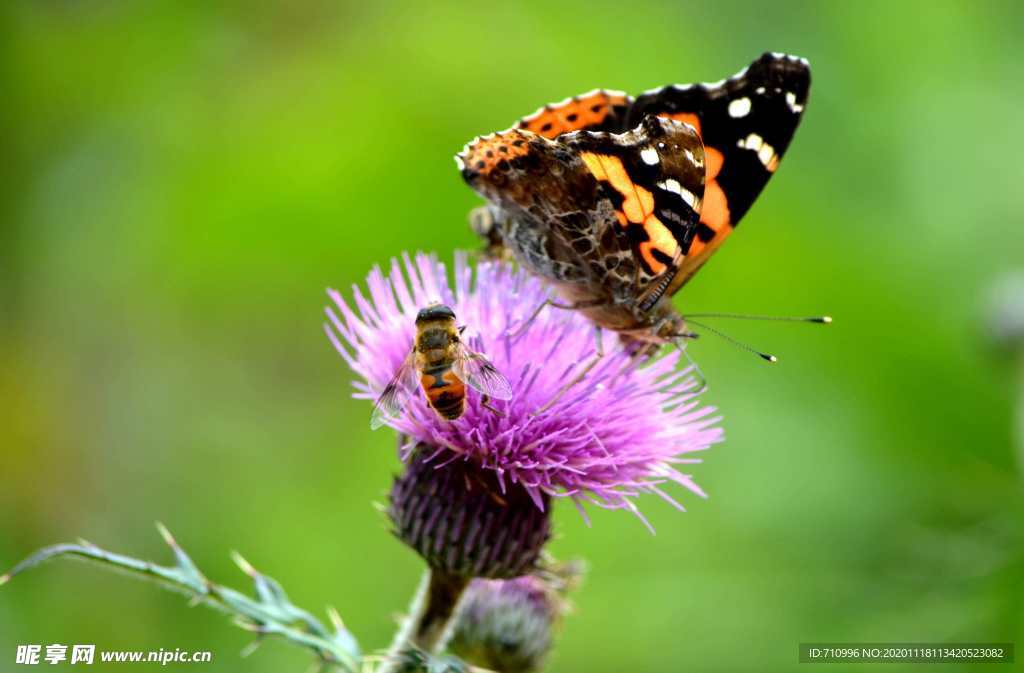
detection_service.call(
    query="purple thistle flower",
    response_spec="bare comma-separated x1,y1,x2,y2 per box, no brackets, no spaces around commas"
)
324,252,723,525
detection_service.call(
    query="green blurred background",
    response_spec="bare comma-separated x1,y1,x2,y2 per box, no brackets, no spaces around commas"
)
2,1,1022,671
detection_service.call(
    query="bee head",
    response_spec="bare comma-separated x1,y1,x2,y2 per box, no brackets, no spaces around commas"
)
415,303,456,325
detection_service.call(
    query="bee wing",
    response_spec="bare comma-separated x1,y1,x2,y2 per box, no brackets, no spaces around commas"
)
370,350,419,429
453,345,514,400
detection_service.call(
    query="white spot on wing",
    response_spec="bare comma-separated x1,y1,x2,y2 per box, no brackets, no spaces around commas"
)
640,147,659,165
728,97,752,118
658,179,681,194
737,133,777,168
738,133,763,152
657,179,697,208
786,91,804,113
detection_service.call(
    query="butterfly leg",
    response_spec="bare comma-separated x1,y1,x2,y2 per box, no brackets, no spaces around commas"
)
531,326,604,416
508,298,610,338
671,336,708,394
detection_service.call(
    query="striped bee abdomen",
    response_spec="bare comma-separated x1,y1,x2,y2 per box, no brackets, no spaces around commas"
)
421,365,466,420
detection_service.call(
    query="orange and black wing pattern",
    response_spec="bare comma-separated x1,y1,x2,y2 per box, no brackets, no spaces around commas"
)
560,116,705,299
458,117,705,313
456,53,810,336
517,89,632,139
626,52,811,288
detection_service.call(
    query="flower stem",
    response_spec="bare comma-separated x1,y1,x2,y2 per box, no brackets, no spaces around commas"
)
380,569,469,672
416,569,470,650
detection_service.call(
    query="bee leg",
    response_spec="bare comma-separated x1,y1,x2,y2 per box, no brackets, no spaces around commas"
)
531,327,604,416
508,298,610,339
481,394,506,417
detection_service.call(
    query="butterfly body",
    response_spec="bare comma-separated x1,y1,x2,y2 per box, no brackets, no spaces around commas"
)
458,53,811,346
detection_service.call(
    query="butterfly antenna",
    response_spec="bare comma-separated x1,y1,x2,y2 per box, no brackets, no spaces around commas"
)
683,312,832,324
684,318,779,363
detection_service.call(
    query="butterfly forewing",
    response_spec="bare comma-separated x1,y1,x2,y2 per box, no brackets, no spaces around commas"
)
563,116,705,286
627,52,811,289
459,116,705,315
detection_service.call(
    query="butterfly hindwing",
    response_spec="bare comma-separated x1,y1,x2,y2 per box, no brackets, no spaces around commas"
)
459,117,704,310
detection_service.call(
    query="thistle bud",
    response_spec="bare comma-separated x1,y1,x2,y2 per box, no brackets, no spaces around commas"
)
388,443,551,580
449,563,582,673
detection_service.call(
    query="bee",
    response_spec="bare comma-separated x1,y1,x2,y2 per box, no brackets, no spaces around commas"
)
458,53,812,348
370,304,513,429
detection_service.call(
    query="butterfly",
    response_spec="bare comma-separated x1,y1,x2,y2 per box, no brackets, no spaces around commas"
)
458,52,811,347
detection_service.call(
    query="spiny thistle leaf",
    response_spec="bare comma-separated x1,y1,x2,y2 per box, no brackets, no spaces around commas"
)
1,524,361,672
